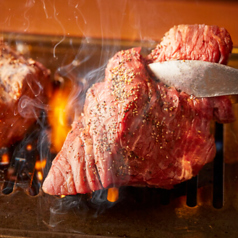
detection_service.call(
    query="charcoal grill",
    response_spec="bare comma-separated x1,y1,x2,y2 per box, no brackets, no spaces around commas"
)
0,32,237,238
1,1,238,237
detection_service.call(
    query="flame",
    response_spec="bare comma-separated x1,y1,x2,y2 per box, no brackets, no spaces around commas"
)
35,159,47,183
35,159,47,170
48,84,72,152
1,153,9,165
61,195,66,198
107,187,119,202
26,144,32,151
37,171,43,181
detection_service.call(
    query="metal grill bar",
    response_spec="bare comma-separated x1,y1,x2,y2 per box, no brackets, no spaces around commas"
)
213,123,224,209
186,176,198,207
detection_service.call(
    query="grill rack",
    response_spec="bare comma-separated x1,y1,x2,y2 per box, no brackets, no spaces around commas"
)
0,121,224,206
0,87,237,238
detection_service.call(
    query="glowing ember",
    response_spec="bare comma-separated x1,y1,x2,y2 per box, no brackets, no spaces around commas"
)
1,153,9,165
35,159,47,183
26,144,32,151
107,187,119,202
48,85,71,153
35,159,47,170
37,171,43,181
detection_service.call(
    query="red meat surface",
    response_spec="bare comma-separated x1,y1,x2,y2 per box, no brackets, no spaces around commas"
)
147,24,233,64
43,24,235,195
0,39,51,148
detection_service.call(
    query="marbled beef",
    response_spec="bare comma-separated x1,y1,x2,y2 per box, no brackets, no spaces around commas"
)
147,24,233,64
0,39,51,148
42,24,235,195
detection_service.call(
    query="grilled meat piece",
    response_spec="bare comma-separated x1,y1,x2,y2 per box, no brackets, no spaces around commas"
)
0,39,51,148
43,25,235,195
147,24,233,64
42,119,102,195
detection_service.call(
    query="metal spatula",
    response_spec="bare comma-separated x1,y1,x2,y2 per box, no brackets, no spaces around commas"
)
148,60,238,97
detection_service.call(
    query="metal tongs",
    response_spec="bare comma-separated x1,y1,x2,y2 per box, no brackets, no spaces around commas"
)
148,60,238,97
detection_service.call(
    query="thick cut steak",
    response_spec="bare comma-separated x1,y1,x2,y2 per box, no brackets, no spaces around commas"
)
0,39,51,148
43,24,235,195
147,24,233,64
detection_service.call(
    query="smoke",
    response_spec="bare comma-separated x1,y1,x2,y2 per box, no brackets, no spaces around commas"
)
90,189,120,216
0,0,161,233
23,0,35,32
41,0,49,19
18,95,47,119
47,195,90,228
52,2,66,59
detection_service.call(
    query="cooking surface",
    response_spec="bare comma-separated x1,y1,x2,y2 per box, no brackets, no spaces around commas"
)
0,33,238,238
1,168,238,238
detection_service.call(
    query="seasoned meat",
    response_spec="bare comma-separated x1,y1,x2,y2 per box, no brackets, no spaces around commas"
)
147,24,233,65
43,25,235,195
0,39,51,148
42,119,102,194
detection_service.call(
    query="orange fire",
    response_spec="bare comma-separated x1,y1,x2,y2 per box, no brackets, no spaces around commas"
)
1,153,9,165
48,84,72,153
37,171,43,181
107,187,119,202
35,159,47,183
35,159,47,170
26,144,32,151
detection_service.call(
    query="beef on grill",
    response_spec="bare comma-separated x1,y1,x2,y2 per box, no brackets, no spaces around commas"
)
42,24,235,195
0,39,51,148
43,119,102,194
146,24,233,64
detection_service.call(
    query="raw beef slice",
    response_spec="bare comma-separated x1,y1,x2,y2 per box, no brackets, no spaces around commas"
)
43,24,235,195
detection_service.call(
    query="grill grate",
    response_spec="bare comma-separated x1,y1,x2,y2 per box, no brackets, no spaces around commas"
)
0,123,228,204
213,123,224,209
186,175,198,207
0,88,235,238
0,112,49,197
